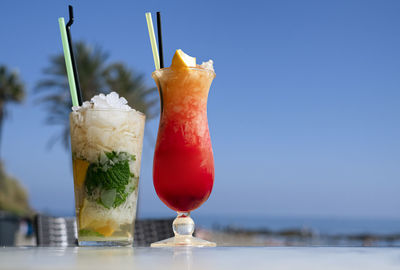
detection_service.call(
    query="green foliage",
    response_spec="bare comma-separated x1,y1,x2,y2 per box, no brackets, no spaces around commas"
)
36,42,158,149
0,66,25,104
0,66,25,151
0,163,32,216
0,67,29,215
85,152,136,208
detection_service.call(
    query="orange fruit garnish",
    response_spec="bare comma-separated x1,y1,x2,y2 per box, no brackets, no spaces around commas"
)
95,225,115,237
171,49,196,69
73,159,90,188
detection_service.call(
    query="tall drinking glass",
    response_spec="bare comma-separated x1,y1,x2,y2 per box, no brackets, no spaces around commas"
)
70,108,145,246
151,67,216,247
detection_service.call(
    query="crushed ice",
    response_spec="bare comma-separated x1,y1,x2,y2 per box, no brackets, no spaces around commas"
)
199,60,214,72
72,92,132,111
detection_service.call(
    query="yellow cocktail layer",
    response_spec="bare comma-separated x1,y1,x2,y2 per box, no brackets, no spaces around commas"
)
155,68,214,118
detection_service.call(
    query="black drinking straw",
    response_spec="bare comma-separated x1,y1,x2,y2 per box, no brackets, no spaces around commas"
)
156,12,164,113
66,5,83,106
156,12,164,68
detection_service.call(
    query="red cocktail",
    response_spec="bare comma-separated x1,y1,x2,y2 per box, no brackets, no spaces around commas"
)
151,50,216,247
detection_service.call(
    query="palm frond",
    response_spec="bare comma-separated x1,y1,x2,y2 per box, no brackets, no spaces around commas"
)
35,41,159,150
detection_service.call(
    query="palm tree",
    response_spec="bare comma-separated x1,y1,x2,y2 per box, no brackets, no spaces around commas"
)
36,42,158,149
0,66,25,154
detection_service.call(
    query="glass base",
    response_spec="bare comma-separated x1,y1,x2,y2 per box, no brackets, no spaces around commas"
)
151,235,216,247
151,212,216,247
78,240,132,247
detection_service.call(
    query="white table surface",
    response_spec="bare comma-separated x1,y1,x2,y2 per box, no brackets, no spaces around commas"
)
1,246,399,270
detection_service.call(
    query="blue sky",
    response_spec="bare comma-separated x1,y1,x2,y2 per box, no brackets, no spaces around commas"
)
0,0,399,220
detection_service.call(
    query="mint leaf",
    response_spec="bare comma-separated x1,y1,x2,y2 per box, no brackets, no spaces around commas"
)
79,229,105,237
105,151,117,160
100,189,116,209
85,151,136,208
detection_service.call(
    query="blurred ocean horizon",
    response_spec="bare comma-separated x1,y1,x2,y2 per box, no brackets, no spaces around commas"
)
46,209,400,236
193,215,400,235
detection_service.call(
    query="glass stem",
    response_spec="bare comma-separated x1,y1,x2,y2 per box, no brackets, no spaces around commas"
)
173,212,194,237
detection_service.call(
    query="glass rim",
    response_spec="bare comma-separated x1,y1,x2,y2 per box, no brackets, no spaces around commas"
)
70,108,146,117
152,66,216,77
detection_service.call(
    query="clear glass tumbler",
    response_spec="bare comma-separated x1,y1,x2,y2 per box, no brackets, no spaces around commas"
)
70,108,145,246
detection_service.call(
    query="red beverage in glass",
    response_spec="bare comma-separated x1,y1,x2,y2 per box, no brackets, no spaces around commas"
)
151,61,216,247
153,67,215,212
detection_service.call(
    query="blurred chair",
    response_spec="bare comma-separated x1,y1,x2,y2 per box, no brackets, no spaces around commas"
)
0,211,20,246
134,218,174,246
34,214,175,247
34,215,77,246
